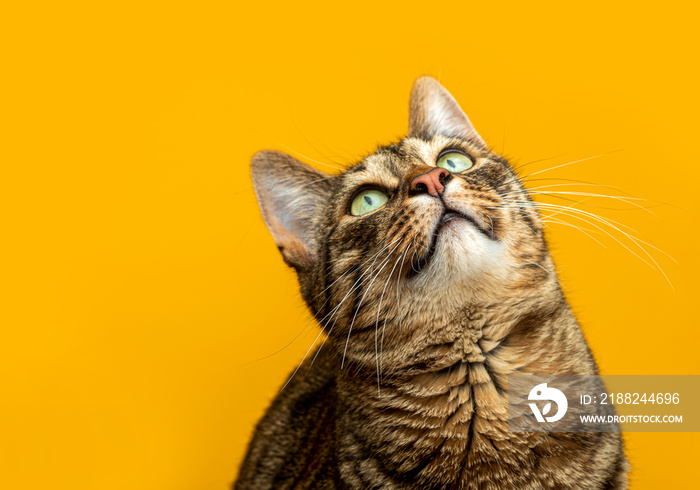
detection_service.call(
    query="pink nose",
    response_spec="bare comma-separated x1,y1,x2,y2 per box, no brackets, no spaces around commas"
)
410,167,451,197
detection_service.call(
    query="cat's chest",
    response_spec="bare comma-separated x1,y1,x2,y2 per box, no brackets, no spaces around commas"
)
337,329,527,489
419,321,503,409
341,318,514,458
457,315,488,362
409,309,509,384
423,324,508,426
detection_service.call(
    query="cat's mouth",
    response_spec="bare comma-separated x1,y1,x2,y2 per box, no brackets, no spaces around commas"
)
407,209,495,278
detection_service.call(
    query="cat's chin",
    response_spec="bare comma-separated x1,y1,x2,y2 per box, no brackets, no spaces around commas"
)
408,218,508,293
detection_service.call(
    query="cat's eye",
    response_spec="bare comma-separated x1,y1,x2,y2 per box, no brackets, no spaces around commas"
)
437,151,473,173
350,189,389,216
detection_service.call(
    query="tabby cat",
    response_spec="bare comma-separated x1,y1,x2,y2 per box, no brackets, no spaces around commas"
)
236,77,629,489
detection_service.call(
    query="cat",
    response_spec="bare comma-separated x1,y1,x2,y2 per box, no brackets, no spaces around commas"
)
235,76,629,489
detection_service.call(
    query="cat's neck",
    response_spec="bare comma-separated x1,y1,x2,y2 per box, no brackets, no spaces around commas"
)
335,285,596,392
331,290,597,487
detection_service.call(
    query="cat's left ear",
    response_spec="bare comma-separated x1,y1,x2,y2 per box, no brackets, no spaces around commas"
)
251,150,332,271
408,76,487,147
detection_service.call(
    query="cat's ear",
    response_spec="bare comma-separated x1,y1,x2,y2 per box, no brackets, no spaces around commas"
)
251,150,332,270
408,76,486,147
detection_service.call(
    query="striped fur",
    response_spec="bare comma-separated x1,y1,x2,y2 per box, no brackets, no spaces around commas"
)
237,77,628,489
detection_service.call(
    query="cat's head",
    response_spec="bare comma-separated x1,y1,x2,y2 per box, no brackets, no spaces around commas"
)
251,77,554,357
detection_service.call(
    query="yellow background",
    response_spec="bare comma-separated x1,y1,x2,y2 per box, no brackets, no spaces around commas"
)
2,1,698,488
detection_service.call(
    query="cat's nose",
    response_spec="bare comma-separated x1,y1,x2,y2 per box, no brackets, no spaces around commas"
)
410,168,452,197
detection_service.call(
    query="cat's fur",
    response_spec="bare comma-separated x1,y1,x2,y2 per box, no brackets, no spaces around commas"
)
236,77,629,489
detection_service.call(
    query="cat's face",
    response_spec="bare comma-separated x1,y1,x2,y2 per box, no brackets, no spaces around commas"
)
324,135,528,295
252,77,553,364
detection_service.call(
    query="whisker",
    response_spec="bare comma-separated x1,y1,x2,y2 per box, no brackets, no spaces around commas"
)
495,200,675,287
511,154,566,172
249,238,393,367
494,152,620,192
522,151,622,180
533,202,676,262
381,244,412,382
542,217,607,247
342,239,404,369
374,250,405,394
523,259,557,281
500,188,658,214
277,237,401,391
272,140,346,172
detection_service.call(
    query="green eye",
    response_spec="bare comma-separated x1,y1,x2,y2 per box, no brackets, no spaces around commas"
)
350,189,389,216
437,151,473,172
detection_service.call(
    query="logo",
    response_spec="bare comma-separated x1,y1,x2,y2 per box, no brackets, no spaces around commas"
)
528,383,568,422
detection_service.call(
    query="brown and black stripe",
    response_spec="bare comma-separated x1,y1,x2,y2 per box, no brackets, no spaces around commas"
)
236,76,628,489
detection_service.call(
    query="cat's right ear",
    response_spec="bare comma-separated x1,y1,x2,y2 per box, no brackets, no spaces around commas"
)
408,76,486,147
250,150,332,271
